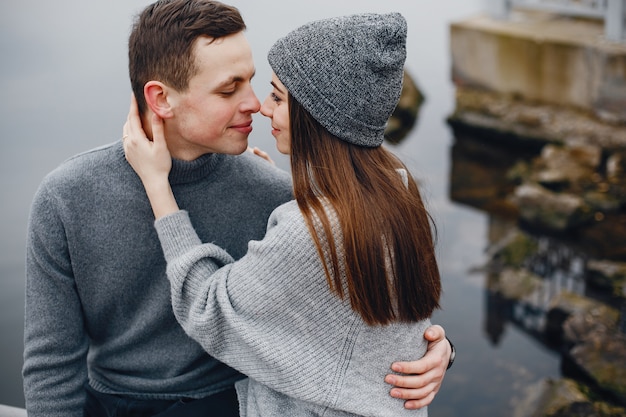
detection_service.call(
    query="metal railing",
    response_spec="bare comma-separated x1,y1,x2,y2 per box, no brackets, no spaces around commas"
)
487,0,626,41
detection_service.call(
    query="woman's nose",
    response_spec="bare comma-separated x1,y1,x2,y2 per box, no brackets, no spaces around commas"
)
260,96,273,118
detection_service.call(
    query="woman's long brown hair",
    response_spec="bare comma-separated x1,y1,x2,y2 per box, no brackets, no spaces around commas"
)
289,96,441,325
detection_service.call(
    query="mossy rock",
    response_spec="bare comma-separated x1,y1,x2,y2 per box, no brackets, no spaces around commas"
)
493,230,538,267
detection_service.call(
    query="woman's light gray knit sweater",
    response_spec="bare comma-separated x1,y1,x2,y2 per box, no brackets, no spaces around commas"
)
155,201,431,417
24,141,293,417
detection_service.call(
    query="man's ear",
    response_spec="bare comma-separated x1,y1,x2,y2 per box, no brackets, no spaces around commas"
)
144,81,174,119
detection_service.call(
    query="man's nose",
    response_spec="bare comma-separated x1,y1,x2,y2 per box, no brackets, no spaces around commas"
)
242,87,261,113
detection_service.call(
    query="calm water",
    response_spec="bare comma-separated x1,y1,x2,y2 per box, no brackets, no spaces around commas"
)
0,1,561,415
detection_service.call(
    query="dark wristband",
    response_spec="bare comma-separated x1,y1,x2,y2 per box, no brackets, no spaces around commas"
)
446,337,456,370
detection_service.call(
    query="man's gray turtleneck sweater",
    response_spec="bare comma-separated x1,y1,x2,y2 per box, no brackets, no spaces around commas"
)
23,140,293,417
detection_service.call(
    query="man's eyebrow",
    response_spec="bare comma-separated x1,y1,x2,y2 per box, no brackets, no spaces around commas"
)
215,70,256,89
271,81,285,94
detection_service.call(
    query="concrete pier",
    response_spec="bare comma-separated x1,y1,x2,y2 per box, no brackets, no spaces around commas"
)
451,10,626,123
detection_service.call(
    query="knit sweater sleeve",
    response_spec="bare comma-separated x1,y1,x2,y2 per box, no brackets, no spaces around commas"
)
155,203,357,406
24,181,89,417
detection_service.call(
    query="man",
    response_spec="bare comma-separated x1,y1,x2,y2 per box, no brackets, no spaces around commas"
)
23,1,453,416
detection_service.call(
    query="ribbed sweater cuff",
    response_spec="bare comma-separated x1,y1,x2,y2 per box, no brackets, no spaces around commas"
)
154,210,202,263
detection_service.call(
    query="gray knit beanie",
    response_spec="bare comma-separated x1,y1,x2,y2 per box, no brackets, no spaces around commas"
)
268,13,407,147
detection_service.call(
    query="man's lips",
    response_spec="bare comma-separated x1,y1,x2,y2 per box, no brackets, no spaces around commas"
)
231,121,253,134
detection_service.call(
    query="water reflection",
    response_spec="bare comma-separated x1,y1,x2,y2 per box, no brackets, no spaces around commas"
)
484,217,588,347
450,123,626,409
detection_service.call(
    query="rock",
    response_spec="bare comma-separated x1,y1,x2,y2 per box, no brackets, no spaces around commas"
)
583,191,622,213
547,291,620,346
562,302,620,346
532,144,602,190
586,259,626,296
448,87,626,150
607,151,626,184
569,338,626,406
385,70,424,144
513,378,587,417
494,267,543,300
547,292,626,405
488,228,538,268
513,378,626,417
511,183,594,231
546,292,602,345
576,213,626,262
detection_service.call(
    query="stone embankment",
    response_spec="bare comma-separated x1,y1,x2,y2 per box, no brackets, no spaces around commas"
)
449,9,626,417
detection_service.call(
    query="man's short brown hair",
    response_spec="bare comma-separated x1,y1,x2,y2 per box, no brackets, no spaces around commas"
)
129,0,246,114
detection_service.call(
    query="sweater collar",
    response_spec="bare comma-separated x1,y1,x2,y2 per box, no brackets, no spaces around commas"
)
117,140,223,185
169,152,224,185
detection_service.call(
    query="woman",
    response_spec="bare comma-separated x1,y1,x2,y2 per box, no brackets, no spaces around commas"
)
124,12,441,416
